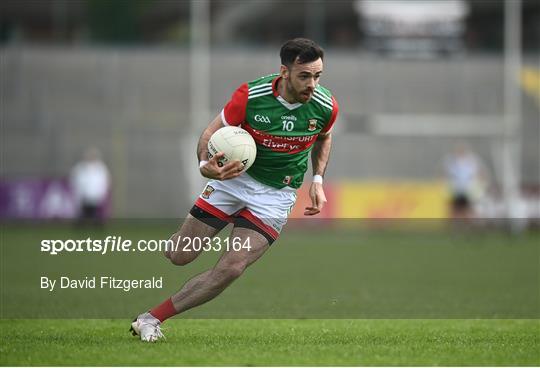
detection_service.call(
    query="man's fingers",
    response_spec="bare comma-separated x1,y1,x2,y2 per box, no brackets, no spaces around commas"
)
218,160,244,180
221,160,243,171
201,153,245,180
209,152,225,163
221,161,243,175
313,196,320,209
304,206,321,216
311,193,326,211
317,197,326,210
306,193,325,216
209,153,243,173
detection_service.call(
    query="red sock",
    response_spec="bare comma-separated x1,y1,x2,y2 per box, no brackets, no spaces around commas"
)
149,298,177,322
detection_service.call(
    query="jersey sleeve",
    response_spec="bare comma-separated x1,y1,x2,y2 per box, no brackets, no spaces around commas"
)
221,83,249,126
320,96,339,134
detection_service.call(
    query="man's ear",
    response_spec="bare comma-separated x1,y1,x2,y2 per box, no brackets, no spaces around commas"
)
280,65,289,80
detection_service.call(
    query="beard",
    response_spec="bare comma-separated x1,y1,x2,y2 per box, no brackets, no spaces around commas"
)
287,83,312,104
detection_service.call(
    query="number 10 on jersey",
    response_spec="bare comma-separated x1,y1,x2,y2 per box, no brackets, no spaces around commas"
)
282,120,295,131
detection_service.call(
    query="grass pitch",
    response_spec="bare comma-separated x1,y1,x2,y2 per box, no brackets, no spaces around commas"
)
1,221,539,365
1,319,539,366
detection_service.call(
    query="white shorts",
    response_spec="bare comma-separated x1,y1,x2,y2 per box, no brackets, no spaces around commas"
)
193,173,297,243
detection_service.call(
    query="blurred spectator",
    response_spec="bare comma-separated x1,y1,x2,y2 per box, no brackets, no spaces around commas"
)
70,147,110,225
444,142,488,219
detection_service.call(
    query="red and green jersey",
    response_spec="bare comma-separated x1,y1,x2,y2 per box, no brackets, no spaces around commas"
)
221,74,339,189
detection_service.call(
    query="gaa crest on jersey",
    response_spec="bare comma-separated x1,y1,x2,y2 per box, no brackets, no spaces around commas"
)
308,119,318,131
282,176,292,185
202,185,215,199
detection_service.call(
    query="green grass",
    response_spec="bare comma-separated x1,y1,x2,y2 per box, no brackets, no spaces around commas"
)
2,223,538,319
1,319,539,366
1,222,539,365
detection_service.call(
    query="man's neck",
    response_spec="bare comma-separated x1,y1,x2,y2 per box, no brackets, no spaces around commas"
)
277,77,297,104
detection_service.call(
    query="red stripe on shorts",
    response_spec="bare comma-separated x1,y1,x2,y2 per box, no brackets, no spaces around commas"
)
236,209,279,240
195,198,232,222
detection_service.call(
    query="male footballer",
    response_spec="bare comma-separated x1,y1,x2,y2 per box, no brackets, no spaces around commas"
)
131,38,339,342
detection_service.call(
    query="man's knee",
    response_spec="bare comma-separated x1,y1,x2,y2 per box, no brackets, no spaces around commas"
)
213,260,247,283
169,254,192,266
166,214,223,266
167,233,195,266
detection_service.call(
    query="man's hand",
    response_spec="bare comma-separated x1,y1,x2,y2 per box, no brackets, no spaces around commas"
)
304,182,327,216
200,152,244,180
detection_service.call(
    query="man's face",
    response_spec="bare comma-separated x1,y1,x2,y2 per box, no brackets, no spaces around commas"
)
282,57,323,103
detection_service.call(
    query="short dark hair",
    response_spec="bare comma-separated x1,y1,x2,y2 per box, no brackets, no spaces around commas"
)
280,38,324,67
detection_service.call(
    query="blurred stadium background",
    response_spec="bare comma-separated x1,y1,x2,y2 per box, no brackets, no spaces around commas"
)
1,0,539,224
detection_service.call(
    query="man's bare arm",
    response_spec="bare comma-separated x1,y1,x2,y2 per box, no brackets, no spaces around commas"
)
311,132,332,176
305,133,332,216
197,114,225,162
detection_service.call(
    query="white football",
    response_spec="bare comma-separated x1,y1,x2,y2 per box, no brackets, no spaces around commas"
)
207,126,257,171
